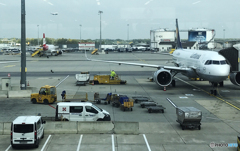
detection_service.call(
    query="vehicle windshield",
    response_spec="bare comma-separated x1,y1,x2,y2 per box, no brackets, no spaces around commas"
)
14,124,34,133
92,104,103,112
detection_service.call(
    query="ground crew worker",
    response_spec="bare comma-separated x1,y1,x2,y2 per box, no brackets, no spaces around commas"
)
110,70,116,80
61,90,66,100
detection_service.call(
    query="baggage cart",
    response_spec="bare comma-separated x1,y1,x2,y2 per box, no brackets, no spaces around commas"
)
94,92,112,105
140,101,157,108
75,72,90,85
132,96,150,103
166,98,202,130
147,105,166,113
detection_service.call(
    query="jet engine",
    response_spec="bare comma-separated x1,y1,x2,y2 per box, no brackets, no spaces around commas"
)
230,72,240,86
153,69,172,86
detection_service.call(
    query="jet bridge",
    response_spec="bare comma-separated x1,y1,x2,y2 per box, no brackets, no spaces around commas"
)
218,46,240,86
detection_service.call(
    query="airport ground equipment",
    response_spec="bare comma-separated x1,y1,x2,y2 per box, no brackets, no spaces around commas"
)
91,74,127,85
31,48,43,57
140,101,157,108
147,105,166,113
166,98,202,130
94,92,112,104
132,96,150,103
91,48,98,55
237,135,240,150
75,72,90,85
31,75,69,104
112,94,134,111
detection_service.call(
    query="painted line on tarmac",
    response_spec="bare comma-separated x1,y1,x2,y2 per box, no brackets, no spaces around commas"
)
76,135,83,151
175,77,240,111
5,145,11,151
143,134,151,151
48,104,56,109
112,134,115,151
41,135,51,151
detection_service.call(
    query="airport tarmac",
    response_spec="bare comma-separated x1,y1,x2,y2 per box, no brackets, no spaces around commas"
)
0,51,240,151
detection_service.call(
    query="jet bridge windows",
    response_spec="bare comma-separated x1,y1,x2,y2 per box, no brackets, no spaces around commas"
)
204,60,228,65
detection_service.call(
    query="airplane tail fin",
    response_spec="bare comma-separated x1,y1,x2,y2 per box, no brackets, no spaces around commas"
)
43,33,46,45
176,19,183,49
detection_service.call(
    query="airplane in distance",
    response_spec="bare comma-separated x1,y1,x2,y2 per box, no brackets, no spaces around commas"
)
86,19,240,95
50,12,58,15
40,33,63,57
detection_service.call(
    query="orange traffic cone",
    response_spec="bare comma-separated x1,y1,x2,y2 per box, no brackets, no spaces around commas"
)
92,81,94,85
27,81,29,86
163,86,166,91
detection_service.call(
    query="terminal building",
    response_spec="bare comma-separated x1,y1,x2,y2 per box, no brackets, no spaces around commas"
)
150,28,215,51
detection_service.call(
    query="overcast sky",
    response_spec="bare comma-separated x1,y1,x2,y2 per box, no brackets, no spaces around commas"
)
0,0,240,40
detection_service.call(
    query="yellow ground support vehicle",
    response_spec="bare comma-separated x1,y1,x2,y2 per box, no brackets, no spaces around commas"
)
92,75,127,84
31,85,57,104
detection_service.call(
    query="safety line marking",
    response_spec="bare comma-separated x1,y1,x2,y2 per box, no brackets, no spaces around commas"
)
176,77,240,111
143,134,151,151
48,105,56,109
76,135,83,151
41,135,51,151
112,134,115,151
5,145,11,151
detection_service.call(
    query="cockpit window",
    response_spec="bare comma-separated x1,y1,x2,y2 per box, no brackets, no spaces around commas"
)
212,61,219,65
205,60,228,65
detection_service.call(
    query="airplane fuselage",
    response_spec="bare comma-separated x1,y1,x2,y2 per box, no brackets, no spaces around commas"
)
172,49,230,83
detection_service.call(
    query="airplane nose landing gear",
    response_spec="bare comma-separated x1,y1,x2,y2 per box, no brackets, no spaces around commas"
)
210,81,223,96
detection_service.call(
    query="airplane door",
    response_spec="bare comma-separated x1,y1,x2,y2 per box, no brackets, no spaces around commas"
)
85,106,99,121
69,106,84,121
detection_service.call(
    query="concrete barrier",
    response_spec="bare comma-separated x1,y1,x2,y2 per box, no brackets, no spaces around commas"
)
0,90,7,98
44,121,78,134
77,121,114,134
113,121,139,134
0,123,3,135
8,90,32,98
0,121,139,135
3,122,11,135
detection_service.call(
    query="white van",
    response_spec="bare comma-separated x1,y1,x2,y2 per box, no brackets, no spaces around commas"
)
11,116,46,148
55,102,111,121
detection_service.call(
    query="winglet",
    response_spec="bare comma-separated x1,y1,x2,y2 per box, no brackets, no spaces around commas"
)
176,19,183,49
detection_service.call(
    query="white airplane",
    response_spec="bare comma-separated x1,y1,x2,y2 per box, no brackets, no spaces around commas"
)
50,12,58,15
86,19,239,95
41,33,63,57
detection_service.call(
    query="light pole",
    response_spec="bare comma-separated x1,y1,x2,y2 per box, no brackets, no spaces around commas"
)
223,29,225,48
98,10,103,51
79,24,82,42
37,25,39,46
127,24,129,48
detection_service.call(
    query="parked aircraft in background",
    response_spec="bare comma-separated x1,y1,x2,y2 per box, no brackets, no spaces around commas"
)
86,19,240,95
40,33,62,57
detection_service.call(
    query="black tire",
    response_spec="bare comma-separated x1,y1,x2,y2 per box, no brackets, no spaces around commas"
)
97,119,103,121
135,100,138,103
162,110,164,113
11,144,16,149
97,100,100,104
141,104,145,108
148,109,152,113
35,139,39,148
44,99,49,104
182,125,185,130
198,125,201,130
214,90,217,96
32,98,37,104
108,101,110,104
131,108,133,111
104,102,107,105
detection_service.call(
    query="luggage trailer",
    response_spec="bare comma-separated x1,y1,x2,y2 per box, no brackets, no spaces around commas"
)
166,98,202,130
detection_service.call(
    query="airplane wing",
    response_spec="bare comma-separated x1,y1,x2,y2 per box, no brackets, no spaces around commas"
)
85,51,191,72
